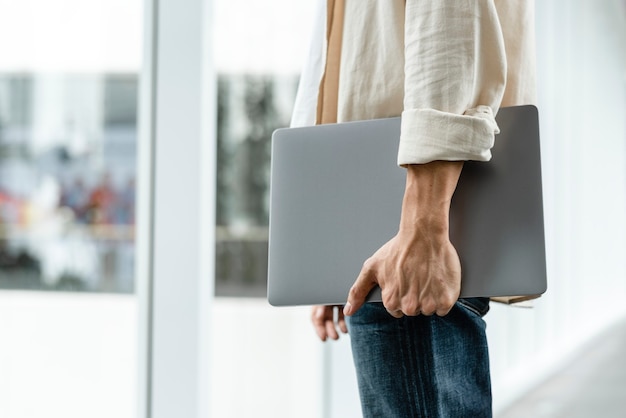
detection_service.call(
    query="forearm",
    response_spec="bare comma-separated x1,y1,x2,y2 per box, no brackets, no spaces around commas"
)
400,161,463,236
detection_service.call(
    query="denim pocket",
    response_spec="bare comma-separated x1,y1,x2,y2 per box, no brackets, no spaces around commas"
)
457,297,490,317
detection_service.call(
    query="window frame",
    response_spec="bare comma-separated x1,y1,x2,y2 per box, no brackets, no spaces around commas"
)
137,0,216,416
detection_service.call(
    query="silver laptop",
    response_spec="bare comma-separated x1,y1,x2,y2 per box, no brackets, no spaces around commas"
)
267,105,547,306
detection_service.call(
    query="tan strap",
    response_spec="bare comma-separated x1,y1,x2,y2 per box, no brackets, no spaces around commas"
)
490,295,541,305
316,0,345,125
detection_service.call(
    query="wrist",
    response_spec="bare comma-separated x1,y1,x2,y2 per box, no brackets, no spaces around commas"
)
399,161,463,235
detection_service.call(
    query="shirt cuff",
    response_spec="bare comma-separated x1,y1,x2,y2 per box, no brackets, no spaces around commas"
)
397,106,500,166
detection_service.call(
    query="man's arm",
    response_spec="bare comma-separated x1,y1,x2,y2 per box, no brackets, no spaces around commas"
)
344,1,507,318
344,161,463,317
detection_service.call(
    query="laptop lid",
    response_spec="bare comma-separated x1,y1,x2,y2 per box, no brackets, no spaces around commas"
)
267,105,547,306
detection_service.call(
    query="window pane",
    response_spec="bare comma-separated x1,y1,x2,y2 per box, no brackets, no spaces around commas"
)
0,2,142,417
214,0,315,297
0,1,141,294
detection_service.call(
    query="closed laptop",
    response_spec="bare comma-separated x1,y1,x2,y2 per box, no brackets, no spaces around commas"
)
267,105,547,306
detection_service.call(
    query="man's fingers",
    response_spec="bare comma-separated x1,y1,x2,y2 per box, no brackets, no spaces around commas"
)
325,319,339,340
311,306,348,341
399,294,420,316
435,300,456,317
418,297,436,316
344,261,378,316
311,306,329,341
386,309,404,318
313,321,327,341
337,310,348,334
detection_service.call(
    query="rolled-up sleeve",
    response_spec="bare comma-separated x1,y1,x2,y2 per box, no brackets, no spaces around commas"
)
398,1,507,166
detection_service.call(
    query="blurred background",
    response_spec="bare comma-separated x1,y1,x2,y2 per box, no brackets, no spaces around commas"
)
0,0,624,417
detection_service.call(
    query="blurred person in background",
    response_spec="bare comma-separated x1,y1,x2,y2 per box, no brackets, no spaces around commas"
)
60,178,90,223
86,172,116,225
114,177,136,225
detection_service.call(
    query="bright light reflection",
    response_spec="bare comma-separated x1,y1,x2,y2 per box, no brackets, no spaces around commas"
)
0,0,143,72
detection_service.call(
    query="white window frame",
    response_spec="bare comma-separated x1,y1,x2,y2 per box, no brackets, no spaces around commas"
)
136,0,215,417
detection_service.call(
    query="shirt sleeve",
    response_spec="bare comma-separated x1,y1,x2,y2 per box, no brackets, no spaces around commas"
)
398,1,507,166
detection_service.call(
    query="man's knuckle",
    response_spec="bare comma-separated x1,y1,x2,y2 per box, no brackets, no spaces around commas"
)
446,289,460,307
382,296,398,312
362,258,374,272
349,285,362,299
420,298,436,315
401,297,420,316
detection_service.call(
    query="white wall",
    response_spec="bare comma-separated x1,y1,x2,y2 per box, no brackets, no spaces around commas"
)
0,293,137,418
210,300,325,418
487,0,626,410
0,0,142,72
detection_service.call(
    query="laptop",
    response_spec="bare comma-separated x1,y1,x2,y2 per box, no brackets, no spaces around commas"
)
267,105,547,306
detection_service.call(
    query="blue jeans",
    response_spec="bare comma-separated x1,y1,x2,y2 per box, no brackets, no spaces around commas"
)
346,298,492,418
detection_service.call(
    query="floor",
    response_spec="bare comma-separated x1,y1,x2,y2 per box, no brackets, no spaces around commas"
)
498,318,626,418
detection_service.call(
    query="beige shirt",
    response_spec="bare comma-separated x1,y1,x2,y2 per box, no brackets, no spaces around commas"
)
291,0,536,166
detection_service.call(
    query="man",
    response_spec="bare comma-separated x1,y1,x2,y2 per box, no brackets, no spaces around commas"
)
291,1,536,416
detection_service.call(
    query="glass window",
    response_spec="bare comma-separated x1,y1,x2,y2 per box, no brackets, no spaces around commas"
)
0,2,142,417
214,0,316,297
0,2,142,294
215,74,298,297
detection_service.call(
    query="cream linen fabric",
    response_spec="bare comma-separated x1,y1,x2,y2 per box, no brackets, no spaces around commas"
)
291,0,536,166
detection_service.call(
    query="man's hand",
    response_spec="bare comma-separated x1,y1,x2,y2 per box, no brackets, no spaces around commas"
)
343,161,463,318
311,305,348,341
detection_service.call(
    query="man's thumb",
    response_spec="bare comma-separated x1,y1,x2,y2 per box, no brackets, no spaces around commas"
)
344,265,377,316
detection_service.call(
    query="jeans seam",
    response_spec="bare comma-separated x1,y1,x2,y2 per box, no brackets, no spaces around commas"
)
399,322,418,418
